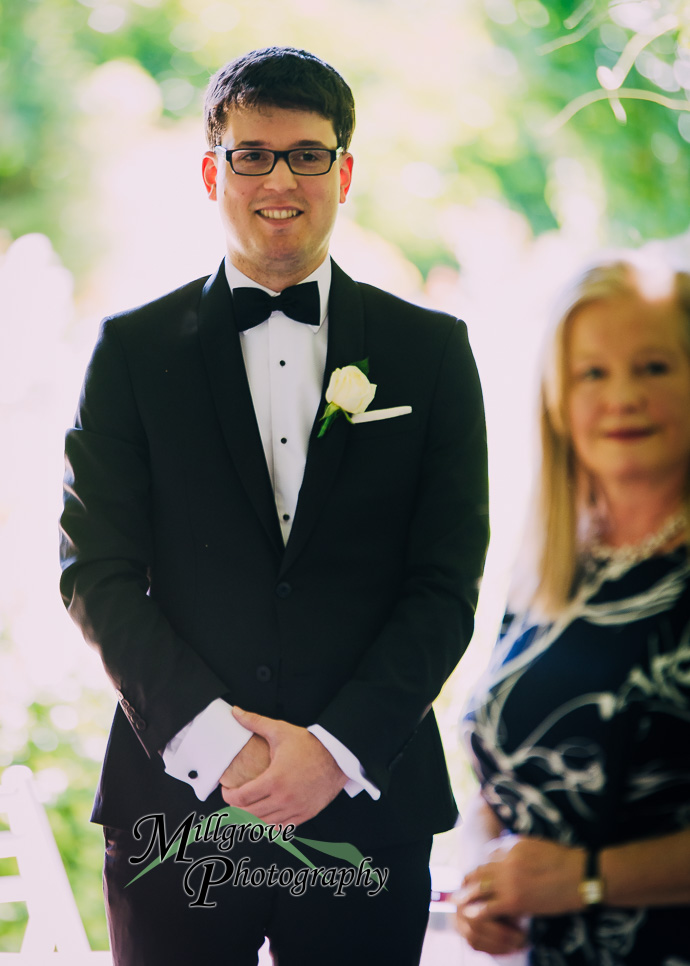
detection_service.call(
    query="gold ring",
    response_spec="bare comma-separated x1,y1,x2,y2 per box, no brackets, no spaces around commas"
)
479,877,493,894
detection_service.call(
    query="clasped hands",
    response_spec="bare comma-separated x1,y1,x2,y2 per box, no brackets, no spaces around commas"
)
456,835,585,956
219,707,348,827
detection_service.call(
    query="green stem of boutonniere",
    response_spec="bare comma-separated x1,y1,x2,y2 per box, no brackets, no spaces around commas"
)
318,402,352,438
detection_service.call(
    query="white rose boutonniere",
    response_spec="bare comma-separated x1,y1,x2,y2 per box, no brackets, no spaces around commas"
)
318,358,376,437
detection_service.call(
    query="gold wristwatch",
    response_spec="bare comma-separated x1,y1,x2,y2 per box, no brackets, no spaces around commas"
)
578,849,605,906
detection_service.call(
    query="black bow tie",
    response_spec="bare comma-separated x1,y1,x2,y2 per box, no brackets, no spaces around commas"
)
232,281,320,331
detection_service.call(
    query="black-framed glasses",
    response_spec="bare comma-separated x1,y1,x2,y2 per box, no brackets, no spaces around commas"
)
213,145,344,177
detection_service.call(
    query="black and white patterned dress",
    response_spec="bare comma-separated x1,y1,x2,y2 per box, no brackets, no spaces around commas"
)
464,548,690,965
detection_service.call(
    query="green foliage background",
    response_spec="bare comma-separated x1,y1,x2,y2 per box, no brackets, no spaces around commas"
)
2,0,690,278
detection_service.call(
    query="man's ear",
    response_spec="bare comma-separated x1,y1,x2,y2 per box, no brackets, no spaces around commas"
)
202,151,218,200
339,153,354,203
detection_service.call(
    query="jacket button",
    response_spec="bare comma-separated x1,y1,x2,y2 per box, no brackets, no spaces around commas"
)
256,665,272,682
275,582,292,598
134,717,146,731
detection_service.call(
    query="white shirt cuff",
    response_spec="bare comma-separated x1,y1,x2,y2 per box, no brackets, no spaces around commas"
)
307,724,380,800
162,698,253,801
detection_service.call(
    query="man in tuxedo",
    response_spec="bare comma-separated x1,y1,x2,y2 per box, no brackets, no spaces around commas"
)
60,46,488,965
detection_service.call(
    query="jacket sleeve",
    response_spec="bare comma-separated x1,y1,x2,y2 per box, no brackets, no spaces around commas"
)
59,318,228,758
315,319,489,792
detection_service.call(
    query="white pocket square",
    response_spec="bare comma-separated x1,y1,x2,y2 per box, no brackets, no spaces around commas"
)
350,405,413,424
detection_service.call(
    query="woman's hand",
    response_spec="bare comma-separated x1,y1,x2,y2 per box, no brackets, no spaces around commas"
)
460,836,585,922
454,795,530,953
457,823,690,953
455,880,528,955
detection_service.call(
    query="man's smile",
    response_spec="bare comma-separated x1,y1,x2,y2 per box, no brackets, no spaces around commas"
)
257,208,302,220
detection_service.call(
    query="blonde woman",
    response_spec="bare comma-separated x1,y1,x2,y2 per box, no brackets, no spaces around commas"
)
456,257,690,964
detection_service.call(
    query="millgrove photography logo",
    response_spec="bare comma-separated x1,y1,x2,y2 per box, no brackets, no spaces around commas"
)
127,805,389,908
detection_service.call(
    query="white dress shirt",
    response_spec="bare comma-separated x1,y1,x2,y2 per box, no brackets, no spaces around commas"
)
163,257,380,803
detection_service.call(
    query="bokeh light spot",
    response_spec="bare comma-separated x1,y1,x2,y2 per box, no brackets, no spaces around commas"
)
87,4,127,33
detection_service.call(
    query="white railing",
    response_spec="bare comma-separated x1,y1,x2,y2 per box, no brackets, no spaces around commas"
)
0,765,111,963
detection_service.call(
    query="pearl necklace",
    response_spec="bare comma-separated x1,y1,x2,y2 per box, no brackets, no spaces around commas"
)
588,509,687,568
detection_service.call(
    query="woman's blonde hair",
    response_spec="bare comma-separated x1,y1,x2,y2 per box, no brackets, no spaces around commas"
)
521,255,690,618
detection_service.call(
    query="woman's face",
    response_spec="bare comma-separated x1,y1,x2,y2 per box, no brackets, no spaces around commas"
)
567,293,690,498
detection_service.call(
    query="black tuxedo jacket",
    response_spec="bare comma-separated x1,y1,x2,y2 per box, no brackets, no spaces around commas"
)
60,259,488,848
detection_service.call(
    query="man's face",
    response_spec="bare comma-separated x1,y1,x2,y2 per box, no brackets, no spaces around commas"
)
202,106,353,290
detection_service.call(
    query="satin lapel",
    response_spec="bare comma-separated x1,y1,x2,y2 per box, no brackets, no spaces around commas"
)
197,263,283,554
280,261,366,574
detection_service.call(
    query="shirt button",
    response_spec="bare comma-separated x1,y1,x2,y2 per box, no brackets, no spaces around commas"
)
275,582,292,598
188,770,198,780
256,665,272,683
279,360,286,367
280,437,287,444
283,513,290,521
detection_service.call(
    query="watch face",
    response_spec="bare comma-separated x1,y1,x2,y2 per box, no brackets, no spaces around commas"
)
579,879,604,906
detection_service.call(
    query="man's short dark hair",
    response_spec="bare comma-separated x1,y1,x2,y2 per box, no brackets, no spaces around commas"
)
204,47,356,150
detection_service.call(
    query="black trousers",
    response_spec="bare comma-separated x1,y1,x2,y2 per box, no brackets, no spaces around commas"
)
103,822,432,965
